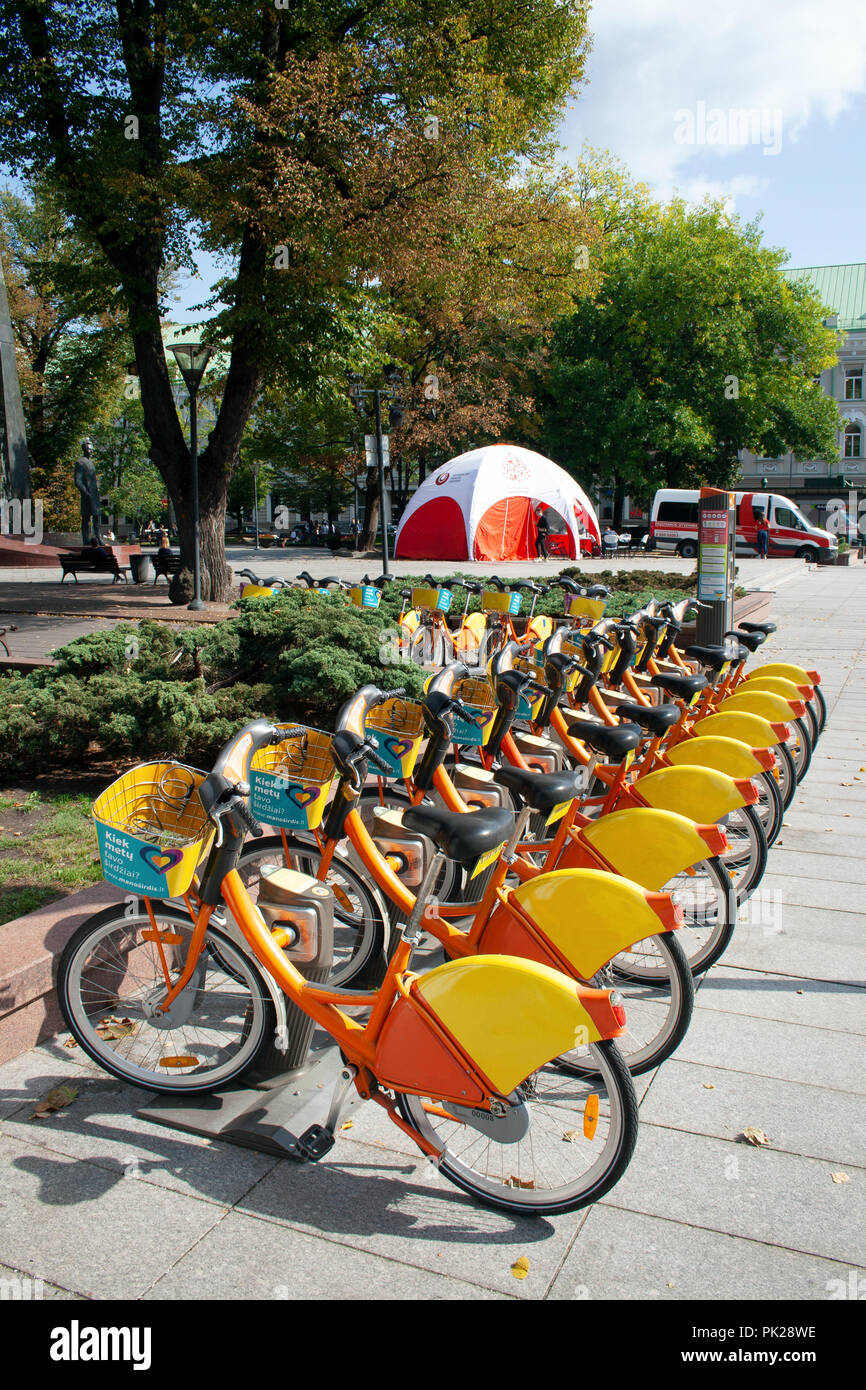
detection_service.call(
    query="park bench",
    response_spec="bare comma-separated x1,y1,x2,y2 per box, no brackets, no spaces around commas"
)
152,549,183,583
59,545,137,583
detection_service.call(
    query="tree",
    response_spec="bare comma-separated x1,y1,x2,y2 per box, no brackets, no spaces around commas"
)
0,179,127,528
89,394,164,527
539,193,841,517
0,0,592,598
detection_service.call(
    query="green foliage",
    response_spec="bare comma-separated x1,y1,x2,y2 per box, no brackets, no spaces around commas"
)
0,593,426,774
539,190,842,505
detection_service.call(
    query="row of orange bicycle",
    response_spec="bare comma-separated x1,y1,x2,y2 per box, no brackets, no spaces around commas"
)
57,574,826,1216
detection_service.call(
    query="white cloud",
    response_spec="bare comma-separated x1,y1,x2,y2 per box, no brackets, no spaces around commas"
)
561,0,866,199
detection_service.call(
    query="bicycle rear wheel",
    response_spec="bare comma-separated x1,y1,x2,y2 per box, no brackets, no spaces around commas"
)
754,769,784,847
775,740,797,809
719,802,768,904
557,930,694,1076
658,855,737,975
58,903,276,1093
396,1038,637,1216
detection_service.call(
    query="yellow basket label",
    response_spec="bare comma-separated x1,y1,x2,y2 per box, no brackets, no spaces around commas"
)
545,799,572,827
470,840,506,880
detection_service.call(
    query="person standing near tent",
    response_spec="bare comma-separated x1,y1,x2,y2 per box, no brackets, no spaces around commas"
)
535,505,550,558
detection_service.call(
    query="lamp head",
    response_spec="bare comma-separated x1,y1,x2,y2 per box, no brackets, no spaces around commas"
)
169,342,214,393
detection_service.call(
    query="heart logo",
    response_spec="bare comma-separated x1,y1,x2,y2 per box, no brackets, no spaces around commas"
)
140,846,183,874
289,785,320,809
384,737,411,759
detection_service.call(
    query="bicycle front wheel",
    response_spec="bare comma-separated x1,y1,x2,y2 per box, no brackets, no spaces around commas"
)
58,903,276,1094
396,1039,638,1216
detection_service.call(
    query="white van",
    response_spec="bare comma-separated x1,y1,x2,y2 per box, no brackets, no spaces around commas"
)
649,490,837,563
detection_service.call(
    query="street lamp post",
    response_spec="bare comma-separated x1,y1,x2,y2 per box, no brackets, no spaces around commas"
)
347,365,403,576
251,461,261,550
169,342,214,611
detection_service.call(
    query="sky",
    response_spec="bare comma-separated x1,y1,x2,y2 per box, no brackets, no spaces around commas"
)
170,0,866,316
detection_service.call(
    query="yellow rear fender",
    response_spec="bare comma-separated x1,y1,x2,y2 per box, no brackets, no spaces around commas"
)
636,765,749,821
665,734,767,778
694,711,785,749
527,614,554,643
745,675,814,702
399,609,421,635
240,584,275,599
718,690,800,721
509,868,678,979
580,807,716,891
415,955,620,1096
747,662,812,687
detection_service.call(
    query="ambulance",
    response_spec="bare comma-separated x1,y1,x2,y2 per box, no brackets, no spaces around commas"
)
649,490,837,563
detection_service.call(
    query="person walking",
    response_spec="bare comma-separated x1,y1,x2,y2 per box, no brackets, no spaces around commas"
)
756,511,770,559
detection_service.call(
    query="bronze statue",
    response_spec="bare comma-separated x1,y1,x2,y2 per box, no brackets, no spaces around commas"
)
73,438,103,546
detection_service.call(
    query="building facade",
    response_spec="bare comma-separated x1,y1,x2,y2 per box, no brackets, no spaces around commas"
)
738,263,866,528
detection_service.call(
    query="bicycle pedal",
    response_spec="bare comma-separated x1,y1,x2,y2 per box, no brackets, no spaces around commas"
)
296,1124,335,1161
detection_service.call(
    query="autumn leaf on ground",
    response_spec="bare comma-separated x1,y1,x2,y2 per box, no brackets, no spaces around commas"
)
830,1172,850,1184
563,1129,580,1142
511,1256,530,1280
703,1083,715,1090
97,1018,137,1040
30,1084,78,1119
738,1126,771,1147
339,1121,354,1131
63,1037,78,1048
506,1176,535,1190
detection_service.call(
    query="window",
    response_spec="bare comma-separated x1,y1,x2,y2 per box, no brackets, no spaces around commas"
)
774,506,805,531
844,368,863,400
657,501,699,523
844,423,862,458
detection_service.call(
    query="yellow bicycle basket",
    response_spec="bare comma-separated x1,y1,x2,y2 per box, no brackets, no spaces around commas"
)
93,762,213,898
365,697,427,778
249,725,336,830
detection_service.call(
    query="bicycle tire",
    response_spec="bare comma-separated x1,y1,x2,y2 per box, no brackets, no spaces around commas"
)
789,715,813,782
235,833,387,987
803,697,820,748
775,739,797,809
755,768,784,847
720,801,768,904
813,684,828,734
557,929,694,1077
58,903,276,1094
396,1038,638,1216
658,854,737,975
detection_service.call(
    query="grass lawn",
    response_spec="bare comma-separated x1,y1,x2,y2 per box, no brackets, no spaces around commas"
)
0,788,102,925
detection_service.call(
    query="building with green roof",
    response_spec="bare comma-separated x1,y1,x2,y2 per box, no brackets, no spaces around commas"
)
738,263,866,526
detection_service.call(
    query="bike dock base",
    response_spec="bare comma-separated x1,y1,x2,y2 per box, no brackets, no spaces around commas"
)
137,1040,363,1160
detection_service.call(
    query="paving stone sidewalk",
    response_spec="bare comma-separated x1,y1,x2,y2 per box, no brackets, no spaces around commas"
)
0,563,863,1300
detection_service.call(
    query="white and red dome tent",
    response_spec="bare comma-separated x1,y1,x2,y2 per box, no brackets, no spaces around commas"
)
394,444,600,561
